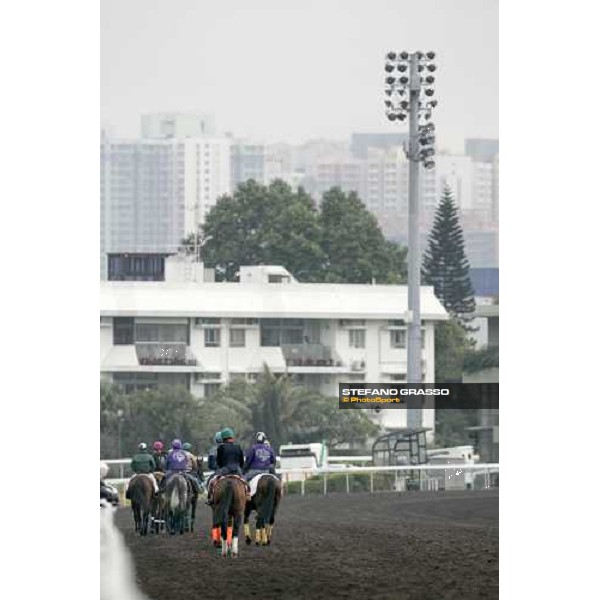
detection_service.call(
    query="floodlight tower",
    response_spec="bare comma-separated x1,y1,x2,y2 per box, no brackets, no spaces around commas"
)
384,51,437,428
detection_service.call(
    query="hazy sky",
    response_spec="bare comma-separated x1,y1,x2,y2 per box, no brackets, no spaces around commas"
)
101,0,498,153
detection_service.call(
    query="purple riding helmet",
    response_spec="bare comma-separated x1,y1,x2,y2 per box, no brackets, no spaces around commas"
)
172,439,182,449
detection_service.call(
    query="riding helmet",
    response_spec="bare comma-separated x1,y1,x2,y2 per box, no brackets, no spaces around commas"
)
138,442,147,451
182,442,193,452
215,431,223,444
220,427,234,440
152,441,164,451
172,439,182,449
255,431,267,443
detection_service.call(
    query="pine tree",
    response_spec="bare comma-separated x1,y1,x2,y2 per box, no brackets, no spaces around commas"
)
422,186,476,329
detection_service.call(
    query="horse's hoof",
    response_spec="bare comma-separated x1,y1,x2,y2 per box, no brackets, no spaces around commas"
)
245,537,251,545
255,541,260,546
266,540,271,545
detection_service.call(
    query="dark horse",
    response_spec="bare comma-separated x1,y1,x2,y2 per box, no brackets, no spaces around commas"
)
128,474,154,536
211,476,247,557
165,473,188,535
244,474,282,546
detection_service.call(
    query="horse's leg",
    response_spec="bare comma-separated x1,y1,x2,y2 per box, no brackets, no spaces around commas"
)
244,502,252,545
190,496,197,533
231,513,241,557
211,508,221,549
255,507,264,545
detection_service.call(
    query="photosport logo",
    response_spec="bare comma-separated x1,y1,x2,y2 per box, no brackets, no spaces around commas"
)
338,383,498,411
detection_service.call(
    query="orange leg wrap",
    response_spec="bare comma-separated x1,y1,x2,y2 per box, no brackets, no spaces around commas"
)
226,526,233,543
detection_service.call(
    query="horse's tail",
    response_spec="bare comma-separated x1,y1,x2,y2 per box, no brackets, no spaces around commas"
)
170,486,179,511
258,476,277,525
217,478,234,525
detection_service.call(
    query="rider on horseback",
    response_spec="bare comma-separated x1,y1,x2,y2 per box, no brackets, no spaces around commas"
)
244,431,277,481
206,427,249,504
207,431,223,471
126,443,159,499
181,442,203,495
158,438,188,494
151,440,167,472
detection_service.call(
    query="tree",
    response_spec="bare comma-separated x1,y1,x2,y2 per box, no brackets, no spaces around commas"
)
422,186,476,329
434,319,474,383
187,180,407,284
198,179,326,281
319,188,407,283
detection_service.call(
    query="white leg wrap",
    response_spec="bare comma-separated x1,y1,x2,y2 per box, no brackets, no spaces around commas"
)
232,537,239,556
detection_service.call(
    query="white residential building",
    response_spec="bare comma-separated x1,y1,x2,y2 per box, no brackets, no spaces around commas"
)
100,135,231,278
100,265,448,433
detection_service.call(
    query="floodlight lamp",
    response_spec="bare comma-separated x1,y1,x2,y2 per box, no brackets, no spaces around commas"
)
418,65,424,72
387,113,397,121
399,76,409,85
385,100,393,108
398,113,406,121
416,51,424,59
400,100,409,109
387,52,397,60
426,51,435,60
385,64,394,73
426,76,435,84
397,64,407,72
429,100,438,108
427,64,436,72
425,88,435,97
385,89,393,96
424,159,435,169
400,51,409,60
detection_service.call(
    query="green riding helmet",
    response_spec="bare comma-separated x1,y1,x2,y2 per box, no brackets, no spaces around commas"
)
220,427,234,440
182,442,193,452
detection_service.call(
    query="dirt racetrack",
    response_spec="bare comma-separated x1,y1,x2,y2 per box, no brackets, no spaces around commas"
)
115,490,498,600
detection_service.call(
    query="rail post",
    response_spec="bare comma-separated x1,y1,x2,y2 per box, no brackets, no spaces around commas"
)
324,472,327,496
301,473,305,497
370,471,374,493
346,472,350,494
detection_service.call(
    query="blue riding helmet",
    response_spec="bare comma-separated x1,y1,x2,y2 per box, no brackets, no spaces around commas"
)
215,431,223,444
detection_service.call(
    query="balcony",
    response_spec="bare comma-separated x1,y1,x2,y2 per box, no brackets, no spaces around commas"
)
282,343,342,368
136,343,198,366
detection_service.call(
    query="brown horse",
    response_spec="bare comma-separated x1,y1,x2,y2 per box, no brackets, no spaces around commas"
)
128,474,154,536
151,472,167,534
211,476,247,557
244,474,282,546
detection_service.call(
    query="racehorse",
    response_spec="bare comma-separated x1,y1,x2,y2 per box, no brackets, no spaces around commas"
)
244,474,282,546
165,473,188,535
184,475,199,533
150,472,167,534
128,475,154,536
211,476,247,557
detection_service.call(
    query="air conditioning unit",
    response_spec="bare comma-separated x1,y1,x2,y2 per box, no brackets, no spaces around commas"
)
351,360,365,371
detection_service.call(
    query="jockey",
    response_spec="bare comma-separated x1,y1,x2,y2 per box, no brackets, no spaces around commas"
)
181,442,203,495
159,438,188,493
207,431,223,471
206,427,247,505
126,442,159,498
151,440,167,472
244,431,277,481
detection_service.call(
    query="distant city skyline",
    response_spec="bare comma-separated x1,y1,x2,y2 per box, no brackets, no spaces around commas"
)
101,0,498,154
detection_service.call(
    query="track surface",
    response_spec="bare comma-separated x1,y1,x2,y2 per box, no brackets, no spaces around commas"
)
115,490,498,600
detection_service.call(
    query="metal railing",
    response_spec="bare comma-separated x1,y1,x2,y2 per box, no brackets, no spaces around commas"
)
104,463,499,498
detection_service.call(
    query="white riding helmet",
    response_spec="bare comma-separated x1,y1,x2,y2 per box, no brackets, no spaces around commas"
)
100,462,109,479
138,442,147,451
255,431,267,443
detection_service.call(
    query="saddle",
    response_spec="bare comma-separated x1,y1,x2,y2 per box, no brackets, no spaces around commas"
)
212,474,251,499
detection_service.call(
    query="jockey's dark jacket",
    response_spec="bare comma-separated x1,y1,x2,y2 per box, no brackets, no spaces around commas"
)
216,441,244,471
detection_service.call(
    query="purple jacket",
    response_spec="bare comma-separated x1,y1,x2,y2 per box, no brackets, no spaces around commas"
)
244,443,275,471
166,448,187,472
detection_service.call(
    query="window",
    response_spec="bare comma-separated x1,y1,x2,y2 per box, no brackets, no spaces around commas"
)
349,329,365,348
204,383,220,398
113,317,134,345
195,317,221,326
204,328,221,347
231,318,258,326
391,329,406,348
194,372,220,381
230,328,245,347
